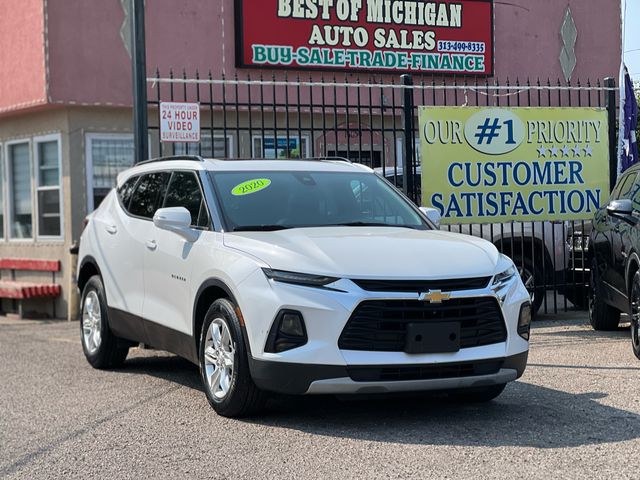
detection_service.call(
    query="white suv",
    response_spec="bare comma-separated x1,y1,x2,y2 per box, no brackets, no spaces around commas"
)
77,156,531,417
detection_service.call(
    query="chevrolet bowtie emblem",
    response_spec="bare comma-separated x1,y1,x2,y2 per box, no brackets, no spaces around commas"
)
419,290,451,303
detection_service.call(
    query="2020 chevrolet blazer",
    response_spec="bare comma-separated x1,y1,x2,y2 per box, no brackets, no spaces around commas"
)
77,156,531,417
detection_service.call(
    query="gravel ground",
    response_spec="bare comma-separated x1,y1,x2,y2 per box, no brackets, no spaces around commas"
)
1,313,639,479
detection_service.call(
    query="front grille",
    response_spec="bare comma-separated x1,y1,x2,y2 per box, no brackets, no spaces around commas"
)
568,254,590,272
338,298,507,352
351,277,491,292
348,359,504,382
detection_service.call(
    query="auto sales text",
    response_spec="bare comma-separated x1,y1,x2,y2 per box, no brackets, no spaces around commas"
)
277,0,464,52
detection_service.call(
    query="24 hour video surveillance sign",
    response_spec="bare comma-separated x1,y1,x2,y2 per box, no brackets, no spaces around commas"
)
235,0,494,75
419,107,610,223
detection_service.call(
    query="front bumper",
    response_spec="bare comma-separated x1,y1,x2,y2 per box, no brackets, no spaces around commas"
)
237,267,531,395
249,351,528,395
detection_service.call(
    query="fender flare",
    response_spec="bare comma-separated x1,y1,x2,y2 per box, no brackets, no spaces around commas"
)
626,251,640,293
191,278,253,355
77,255,103,290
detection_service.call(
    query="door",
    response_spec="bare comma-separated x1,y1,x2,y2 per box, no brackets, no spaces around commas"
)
92,176,145,315
108,172,170,317
611,174,640,298
607,173,637,294
143,171,211,338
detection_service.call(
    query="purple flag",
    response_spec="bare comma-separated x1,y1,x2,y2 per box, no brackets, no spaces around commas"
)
620,68,639,173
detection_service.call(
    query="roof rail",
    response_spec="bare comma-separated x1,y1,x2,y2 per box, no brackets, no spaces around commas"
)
136,155,205,166
207,156,353,164
314,156,352,164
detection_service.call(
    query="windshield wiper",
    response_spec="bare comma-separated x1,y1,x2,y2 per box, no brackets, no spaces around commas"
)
232,225,292,232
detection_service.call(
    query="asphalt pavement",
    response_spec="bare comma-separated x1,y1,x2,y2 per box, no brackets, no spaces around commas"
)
1,313,639,479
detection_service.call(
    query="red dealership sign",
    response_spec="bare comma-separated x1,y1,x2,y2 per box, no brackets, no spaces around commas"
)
235,0,493,75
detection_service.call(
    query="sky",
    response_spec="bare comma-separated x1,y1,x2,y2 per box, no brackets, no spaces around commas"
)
625,0,640,81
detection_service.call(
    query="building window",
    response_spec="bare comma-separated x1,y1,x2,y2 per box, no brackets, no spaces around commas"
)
86,134,135,212
174,134,233,158
35,136,62,238
7,142,33,239
252,136,310,159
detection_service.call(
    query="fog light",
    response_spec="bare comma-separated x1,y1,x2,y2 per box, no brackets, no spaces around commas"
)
280,313,305,337
265,310,308,353
518,302,532,340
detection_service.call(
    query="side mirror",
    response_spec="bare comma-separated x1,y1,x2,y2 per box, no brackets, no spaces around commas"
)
153,207,199,242
607,199,633,217
420,207,442,229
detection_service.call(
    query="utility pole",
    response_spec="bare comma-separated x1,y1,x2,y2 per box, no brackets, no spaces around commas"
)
130,0,148,164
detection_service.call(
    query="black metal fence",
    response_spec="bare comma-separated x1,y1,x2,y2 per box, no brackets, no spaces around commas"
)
147,71,616,315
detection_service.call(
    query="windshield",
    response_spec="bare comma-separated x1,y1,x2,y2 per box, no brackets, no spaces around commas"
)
209,171,429,232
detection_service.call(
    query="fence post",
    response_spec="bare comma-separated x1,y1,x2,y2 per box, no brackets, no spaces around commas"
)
401,74,415,202
604,77,617,191
131,0,149,164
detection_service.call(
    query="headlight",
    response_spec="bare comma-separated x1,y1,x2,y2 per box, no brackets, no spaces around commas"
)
262,268,339,287
492,263,518,289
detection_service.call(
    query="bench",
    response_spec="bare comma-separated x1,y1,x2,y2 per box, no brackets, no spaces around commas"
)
0,258,61,318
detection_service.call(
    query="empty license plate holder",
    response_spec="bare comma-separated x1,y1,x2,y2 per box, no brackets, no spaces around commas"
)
404,322,461,354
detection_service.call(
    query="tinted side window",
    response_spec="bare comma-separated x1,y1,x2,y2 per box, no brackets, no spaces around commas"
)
129,172,170,219
117,176,138,211
163,171,209,228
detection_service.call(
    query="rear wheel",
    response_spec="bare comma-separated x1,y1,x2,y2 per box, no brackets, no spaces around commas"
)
448,384,506,403
589,258,620,331
199,298,266,417
629,272,640,360
80,275,129,369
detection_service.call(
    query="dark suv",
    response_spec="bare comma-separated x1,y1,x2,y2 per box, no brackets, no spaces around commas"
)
589,164,640,359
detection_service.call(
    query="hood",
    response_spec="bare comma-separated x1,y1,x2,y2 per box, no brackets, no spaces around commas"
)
224,227,500,279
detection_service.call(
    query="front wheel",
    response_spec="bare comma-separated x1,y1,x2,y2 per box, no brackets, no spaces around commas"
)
199,298,266,417
629,272,640,361
80,275,129,369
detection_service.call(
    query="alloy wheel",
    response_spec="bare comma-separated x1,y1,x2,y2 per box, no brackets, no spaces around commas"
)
82,290,102,354
203,318,236,400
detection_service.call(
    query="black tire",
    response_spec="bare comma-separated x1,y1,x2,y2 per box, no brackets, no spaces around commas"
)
629,272,640,361
199,298,266,417
588,258,620,331
515,258,545,316
80,275,129,369
448,383,506,403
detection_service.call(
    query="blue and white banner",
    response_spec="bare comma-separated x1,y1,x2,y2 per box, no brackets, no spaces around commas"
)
618,66,639,174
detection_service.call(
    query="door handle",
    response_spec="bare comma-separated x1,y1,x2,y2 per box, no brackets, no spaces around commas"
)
146,240,158,251
106,224,118,235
